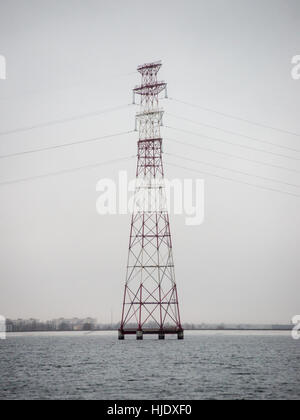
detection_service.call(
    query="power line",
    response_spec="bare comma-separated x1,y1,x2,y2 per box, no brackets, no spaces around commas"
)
0,130,135,159
166,112,300,153
165,136,300,175
0,104,133,137
0,155,135,187
164,125,300,161
164,161,300,199
168,97,300,138
165,152,300,189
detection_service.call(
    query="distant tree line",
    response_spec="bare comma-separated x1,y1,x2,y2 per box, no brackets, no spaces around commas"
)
5,319,292,332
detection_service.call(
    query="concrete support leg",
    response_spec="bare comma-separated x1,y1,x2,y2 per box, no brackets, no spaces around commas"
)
136,330,143,340
177,330,184,340
118,330,125,340
158,333,165,340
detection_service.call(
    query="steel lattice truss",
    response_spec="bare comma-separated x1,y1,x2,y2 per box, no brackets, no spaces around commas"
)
119,62,183,338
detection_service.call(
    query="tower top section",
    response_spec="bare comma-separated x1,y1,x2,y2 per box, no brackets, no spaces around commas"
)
133,60,167,97
137,60,162,75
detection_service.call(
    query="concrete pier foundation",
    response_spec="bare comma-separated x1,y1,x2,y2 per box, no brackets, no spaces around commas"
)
177,330,184,340
118,330,125,340
136,330,143,340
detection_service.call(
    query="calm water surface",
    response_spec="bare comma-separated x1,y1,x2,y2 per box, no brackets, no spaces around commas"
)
0,331,299,400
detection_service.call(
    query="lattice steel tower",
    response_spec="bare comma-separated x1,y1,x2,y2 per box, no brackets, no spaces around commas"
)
118,61,183,340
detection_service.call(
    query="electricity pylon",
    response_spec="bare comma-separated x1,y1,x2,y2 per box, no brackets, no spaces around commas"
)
118,61,183,340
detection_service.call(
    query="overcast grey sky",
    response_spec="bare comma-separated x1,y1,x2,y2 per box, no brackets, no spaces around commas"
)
0,0,299,324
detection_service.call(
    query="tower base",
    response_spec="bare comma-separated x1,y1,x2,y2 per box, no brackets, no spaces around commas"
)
118,328,184,340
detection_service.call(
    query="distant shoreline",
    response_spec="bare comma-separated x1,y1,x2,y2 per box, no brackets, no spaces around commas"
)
5,328,292,333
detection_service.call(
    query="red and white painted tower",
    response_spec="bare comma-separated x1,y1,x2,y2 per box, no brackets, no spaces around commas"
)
118,61,183,340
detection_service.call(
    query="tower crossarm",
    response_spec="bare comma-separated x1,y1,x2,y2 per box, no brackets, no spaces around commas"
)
137,61,162,74
133,81,167,96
